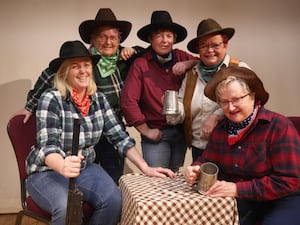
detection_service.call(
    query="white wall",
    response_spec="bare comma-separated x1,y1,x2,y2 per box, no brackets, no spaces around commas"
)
1,0,299,213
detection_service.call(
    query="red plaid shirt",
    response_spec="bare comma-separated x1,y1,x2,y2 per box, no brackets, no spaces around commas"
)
193,107,300,200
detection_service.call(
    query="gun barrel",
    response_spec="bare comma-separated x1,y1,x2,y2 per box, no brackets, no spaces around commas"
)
65,118,83,225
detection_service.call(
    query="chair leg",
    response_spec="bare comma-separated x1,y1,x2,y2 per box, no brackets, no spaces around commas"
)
15,211,24,225
15,210,50,225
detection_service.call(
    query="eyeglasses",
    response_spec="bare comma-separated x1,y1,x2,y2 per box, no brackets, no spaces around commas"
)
218,93,250,108
98,35,119,43
199,42,223,51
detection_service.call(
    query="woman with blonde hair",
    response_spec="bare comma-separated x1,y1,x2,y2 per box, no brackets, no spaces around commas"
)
26,40,175,225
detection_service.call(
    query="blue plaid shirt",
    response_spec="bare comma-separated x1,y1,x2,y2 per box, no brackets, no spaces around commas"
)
26,89,135,175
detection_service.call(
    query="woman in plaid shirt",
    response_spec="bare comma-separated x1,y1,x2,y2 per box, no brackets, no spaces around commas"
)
25,41,175,225
184,67,300,225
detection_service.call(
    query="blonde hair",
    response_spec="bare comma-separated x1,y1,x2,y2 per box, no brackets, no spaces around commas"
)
215,75,251,102
53,58,97,98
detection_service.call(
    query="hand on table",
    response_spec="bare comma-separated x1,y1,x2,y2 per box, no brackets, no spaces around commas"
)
205,180,237,197
143,166,176,178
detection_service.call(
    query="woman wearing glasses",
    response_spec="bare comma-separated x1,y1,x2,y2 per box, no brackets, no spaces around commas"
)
172,18,249,161
185,66,300,225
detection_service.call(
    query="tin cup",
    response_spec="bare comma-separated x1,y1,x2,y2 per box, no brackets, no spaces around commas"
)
162,90,179,124
162,90,179,115
197,162,219,194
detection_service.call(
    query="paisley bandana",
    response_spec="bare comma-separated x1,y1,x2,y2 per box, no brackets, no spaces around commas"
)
227,104,259,145
71,90,90,116
91,47,119,78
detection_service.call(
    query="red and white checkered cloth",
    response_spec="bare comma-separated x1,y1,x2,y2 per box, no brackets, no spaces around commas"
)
119,173,239,225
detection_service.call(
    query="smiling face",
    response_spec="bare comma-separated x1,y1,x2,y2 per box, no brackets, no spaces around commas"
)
91,26,120,57
66,57,93,94
149,29,176,56
217,78,255,123
197,34,228,67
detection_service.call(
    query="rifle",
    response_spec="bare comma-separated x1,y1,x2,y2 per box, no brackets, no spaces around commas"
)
65,118,83,225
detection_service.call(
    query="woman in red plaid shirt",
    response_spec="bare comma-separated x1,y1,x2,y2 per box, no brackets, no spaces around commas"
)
184,66,300,225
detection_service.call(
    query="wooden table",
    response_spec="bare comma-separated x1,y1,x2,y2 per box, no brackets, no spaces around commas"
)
119,173,239,225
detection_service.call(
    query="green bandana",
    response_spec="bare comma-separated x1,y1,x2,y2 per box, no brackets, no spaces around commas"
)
91,47,119,78
199,56,225,82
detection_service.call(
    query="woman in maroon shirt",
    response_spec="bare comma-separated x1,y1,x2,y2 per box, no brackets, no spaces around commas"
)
121,10,196,171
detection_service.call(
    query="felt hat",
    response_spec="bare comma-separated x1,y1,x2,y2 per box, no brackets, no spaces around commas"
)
204,66,269,105
187,18,235,54
79,8,132,44
49,40,100,72
137,10,187,43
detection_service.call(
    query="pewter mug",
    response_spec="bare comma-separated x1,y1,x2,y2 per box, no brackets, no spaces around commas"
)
162,90,179,115
197,162,219,194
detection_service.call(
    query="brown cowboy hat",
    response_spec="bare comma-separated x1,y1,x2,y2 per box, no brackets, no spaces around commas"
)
49,40,100,72
204,66,269,105
137,10,187,44
79,8,132,44
187,18,235,54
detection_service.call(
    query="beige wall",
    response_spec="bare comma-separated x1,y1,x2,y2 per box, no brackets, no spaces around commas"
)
1,0,299,213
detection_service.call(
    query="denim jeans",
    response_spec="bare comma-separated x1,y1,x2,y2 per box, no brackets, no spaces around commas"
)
237,192,300,225
94,136,124,184
26,163,121,225
141,126,186,171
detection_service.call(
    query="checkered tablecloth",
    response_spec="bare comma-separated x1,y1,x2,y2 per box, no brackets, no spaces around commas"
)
119,173,239,225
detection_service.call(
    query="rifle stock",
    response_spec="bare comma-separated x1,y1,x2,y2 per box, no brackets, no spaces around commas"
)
65,118,83,225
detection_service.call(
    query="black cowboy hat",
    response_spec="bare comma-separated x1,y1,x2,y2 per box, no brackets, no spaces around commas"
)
49,40,100,72
204,66,269,105
137,10,187,44
187,18,235,54
79,8,132,44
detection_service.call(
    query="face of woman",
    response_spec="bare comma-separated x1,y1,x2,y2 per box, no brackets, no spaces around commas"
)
218,80,255,123
67,58,93,93
91,26,120,57
197,34,227,67
150,30,175,56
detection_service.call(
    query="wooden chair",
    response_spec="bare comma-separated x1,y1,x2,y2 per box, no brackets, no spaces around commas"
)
7,115,93,225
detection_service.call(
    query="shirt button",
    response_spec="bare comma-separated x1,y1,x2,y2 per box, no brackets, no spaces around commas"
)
238,146,242,150
234,164,238,168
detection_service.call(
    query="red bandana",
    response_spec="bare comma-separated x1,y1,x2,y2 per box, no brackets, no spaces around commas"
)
71,90,90,116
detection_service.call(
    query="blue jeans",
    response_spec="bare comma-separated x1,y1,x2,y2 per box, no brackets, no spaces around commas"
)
141,126,186,171
26,164,121,225
237,192,300,225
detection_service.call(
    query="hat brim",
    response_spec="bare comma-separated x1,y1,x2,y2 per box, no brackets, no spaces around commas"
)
137,23,187,43
79,20,132,44
49,55,100,73
187,28,235,54
204,66,269,105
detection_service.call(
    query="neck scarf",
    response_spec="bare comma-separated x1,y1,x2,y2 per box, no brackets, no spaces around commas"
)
91,47,119,78
227,103,260,145
71,90,90,116
199,57,225,82
151,49,174,69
